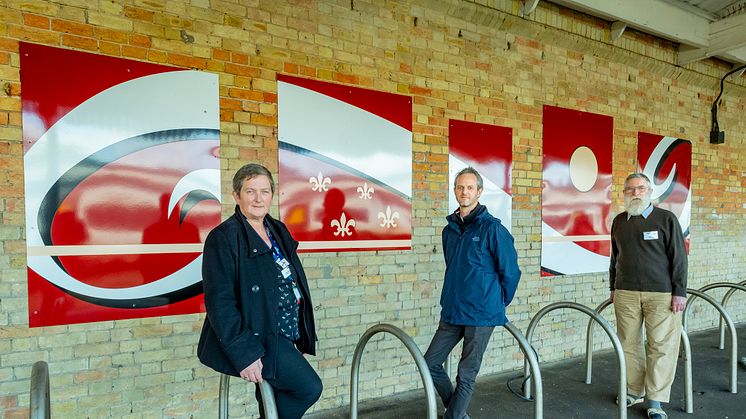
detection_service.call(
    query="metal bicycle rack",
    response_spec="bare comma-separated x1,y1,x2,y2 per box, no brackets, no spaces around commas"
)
30,361,50,419
503,321,544,419
525,301,627,419
683,288,739,394
349,323,438,419
219,374,277,419
704,281,746,350
586,299,693,413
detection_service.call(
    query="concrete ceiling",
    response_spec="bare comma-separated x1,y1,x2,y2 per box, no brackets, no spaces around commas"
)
529,0,746,67
669,0,746,19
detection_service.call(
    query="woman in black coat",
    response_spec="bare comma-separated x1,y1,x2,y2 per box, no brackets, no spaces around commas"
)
198,163,322,418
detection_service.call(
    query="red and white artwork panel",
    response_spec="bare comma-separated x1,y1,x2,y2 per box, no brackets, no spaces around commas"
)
637,132,692,252
448,120,513,231
277,75,412,252
541,105,613,276
21,43,220,326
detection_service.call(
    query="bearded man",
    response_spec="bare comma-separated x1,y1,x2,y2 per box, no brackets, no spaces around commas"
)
609,173,688,419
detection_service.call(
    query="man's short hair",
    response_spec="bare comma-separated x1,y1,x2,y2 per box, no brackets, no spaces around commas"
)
624,173,652,189
232,163,275,195
454,167,484,190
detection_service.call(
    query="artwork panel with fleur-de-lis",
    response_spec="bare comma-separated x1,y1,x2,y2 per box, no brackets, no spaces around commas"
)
278,75,412,252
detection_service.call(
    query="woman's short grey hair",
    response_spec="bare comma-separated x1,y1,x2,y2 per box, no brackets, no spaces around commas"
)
232,163,275,195
454,167,484,190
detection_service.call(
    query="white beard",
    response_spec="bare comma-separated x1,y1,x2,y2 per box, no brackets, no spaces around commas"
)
625,195,651,216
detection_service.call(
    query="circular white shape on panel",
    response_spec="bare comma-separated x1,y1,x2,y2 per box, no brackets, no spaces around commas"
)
569,146,598,192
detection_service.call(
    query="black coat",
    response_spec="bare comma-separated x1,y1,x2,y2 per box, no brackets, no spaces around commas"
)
197,206,317,379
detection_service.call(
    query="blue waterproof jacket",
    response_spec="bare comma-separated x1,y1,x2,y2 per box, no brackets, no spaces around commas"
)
440,205,521,326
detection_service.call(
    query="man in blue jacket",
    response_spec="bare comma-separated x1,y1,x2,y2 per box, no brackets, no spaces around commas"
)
424,167,522,419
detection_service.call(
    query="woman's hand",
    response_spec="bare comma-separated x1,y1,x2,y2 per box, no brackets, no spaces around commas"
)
240,359,263,383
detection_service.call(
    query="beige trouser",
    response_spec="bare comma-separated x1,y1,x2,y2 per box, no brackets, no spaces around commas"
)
614,290,682,403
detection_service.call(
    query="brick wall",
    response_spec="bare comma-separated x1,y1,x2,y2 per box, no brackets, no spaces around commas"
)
1,0,744,417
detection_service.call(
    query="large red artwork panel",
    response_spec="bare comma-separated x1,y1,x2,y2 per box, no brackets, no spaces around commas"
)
21,43,221,326
637,132,692,252
541,106,613,276
277,75,412,252
448,120,513,231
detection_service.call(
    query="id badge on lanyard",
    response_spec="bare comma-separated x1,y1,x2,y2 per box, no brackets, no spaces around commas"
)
277,258,301,303
267,226,302,304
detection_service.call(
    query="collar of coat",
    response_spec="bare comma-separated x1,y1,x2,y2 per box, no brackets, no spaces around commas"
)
447,203,489,232
231,205,298,257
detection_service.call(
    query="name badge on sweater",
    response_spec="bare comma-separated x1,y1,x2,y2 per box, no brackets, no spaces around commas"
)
643,231,659,240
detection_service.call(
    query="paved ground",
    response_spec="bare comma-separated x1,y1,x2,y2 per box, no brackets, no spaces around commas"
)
308,324,746,418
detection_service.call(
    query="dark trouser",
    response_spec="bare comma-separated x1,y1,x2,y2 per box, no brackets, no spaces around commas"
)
424,321,494,419
257,336,322,419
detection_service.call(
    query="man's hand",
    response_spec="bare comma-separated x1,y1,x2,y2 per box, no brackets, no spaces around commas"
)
240,359,263,383
610,290,615,303
671,295,687,313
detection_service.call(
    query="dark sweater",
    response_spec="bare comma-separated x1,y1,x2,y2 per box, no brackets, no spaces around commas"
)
609,206,688,297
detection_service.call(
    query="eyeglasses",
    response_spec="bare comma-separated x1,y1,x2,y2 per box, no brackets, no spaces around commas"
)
623,185,649,195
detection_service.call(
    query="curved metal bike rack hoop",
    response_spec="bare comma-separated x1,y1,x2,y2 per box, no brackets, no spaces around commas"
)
680,328,693,413
711,281,746,349
586,299,693,413
685,282,746,333
503,321,543,419
30,361,50,419
525,301,627,419
350,323,437,419
683,288,739,394
219,374,277,419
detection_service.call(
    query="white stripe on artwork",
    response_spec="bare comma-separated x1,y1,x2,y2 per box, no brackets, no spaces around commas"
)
297,240,411,250
541,221,610,275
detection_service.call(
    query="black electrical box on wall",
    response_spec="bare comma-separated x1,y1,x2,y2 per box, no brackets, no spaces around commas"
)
710,130,725,144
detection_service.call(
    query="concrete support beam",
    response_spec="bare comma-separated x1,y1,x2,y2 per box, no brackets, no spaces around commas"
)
678,13,746,65
551,0,709,46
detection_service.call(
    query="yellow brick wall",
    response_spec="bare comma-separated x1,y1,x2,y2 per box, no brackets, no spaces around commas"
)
0,0,744,417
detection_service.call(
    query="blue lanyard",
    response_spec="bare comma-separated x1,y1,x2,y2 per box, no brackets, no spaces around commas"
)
265,224,302,303
264,226,284,264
